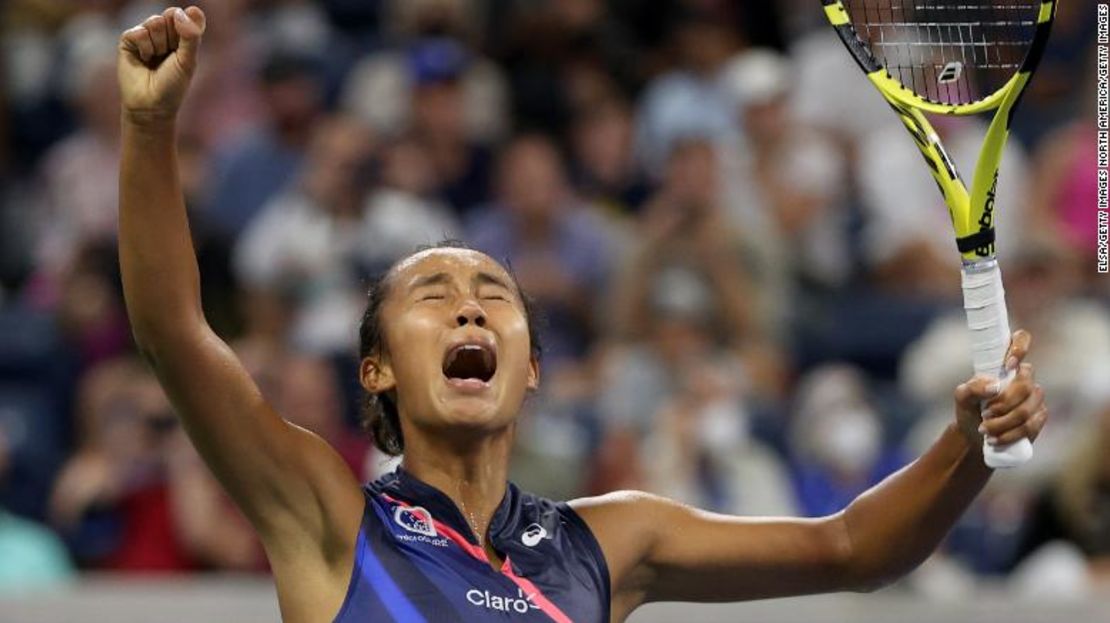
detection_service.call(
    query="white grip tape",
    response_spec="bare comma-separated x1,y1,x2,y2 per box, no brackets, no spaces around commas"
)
961,261,1033,468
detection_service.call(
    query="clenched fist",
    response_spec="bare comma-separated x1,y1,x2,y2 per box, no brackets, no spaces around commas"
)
118,6,206,120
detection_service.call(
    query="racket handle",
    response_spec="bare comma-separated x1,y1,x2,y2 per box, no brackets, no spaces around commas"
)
960,260,1033,469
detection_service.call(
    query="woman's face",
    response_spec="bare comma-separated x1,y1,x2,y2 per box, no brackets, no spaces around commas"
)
363,249,539,440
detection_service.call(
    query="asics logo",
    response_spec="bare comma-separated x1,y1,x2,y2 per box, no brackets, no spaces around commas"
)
521,523,548,547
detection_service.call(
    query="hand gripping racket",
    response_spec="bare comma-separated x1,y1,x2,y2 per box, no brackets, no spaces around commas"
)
822,0,1057,467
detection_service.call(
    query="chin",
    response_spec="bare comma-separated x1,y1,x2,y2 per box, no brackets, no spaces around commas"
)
433,392,513,432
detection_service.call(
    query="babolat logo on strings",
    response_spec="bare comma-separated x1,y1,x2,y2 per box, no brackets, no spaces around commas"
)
938,61,963,84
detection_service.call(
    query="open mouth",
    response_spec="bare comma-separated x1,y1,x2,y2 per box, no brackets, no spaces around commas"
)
442,341,497,386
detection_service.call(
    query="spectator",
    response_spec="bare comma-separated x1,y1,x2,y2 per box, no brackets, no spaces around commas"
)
233,115,376,355
48,357,268,573
569,96,652,219
205,51,323,237
596,305,797,516
789,26,896,146
164,437,266,572
509,361,604,503
360,134,462,272
467,134,613,367
789,365,907,517
489,0,637,134
341,13,508,143
720,49,852,290
1008,3,1097,145
405,39,499,214
634,12,742,175
593,137,790,502
611,138,785,363
49,241,131,369
341,0,506,214
32,51,119,281
1026,78,1102,292
1017,371,1110,577
0,422,74,593
49,359,195,571
2,0,84,170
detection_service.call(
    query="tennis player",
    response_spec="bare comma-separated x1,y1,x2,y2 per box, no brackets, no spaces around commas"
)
117,7,1048,623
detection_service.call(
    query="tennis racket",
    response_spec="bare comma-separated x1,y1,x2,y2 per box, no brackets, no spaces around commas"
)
822,0,1057,468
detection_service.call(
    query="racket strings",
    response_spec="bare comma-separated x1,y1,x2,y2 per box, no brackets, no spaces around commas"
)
844,0,1039,105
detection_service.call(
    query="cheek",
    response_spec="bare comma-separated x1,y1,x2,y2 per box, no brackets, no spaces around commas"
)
497,312,535,379
383,311,442,383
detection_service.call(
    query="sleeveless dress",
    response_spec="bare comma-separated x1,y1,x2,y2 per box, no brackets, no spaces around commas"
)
332,468,611,622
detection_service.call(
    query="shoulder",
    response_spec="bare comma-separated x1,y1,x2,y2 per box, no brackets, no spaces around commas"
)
566,491,678,557
564,491,690,602
567,490,687,530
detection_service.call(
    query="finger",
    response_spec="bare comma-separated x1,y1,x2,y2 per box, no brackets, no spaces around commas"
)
143,14,170,58
122,26,154,63
181,5,207,35
161,7,180,51
172,6,206,73
955,374,1001,407
1003,329,1032,373
988,405,1048,446
118,32,142,63
979,383,1044,437
984,363,1035,418
1026,405,1049,442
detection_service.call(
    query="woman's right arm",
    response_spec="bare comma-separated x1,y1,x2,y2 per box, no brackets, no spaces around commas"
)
116,6,362,562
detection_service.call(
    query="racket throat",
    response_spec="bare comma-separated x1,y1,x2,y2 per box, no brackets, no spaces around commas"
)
958,173,999,258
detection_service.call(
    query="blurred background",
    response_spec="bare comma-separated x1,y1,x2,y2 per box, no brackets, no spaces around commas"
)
0,0,1108,619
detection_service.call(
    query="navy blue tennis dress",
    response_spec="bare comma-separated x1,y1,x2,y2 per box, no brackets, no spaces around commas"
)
332,468,611,622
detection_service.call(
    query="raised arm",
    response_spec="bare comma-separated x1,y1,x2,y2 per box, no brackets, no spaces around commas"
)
575,331,1046,621
116,6,362,564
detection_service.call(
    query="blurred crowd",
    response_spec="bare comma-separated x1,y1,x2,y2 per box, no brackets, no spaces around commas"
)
0,0,1108,600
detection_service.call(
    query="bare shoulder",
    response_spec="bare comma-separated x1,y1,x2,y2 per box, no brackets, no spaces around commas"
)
567,490,657,567
568,489,677,526
567,491,685,605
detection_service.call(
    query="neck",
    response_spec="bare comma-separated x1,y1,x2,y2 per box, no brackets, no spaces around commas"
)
400,425,515,543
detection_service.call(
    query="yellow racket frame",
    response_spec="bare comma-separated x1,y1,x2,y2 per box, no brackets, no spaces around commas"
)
822,0,1057,262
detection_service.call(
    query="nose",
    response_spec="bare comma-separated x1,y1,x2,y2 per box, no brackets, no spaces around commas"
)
455,299,487,328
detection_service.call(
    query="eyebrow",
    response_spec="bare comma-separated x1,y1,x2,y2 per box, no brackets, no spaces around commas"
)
474,271,513,292
407,271,514,293
408,272,452,291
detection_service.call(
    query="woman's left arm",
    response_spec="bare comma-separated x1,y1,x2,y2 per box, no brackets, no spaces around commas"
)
574,331,1046,615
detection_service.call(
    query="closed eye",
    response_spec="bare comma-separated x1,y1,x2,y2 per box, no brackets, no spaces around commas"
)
420,294,446,302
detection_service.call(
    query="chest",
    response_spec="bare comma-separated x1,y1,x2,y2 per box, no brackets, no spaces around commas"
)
336,504,603,622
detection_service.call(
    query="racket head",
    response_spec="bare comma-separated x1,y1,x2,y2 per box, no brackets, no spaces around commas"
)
822,0,1057,115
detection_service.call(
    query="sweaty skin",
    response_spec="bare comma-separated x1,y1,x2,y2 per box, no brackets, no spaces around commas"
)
117,7,1049,623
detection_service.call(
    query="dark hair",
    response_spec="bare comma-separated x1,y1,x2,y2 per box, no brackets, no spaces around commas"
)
358,240,543,456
